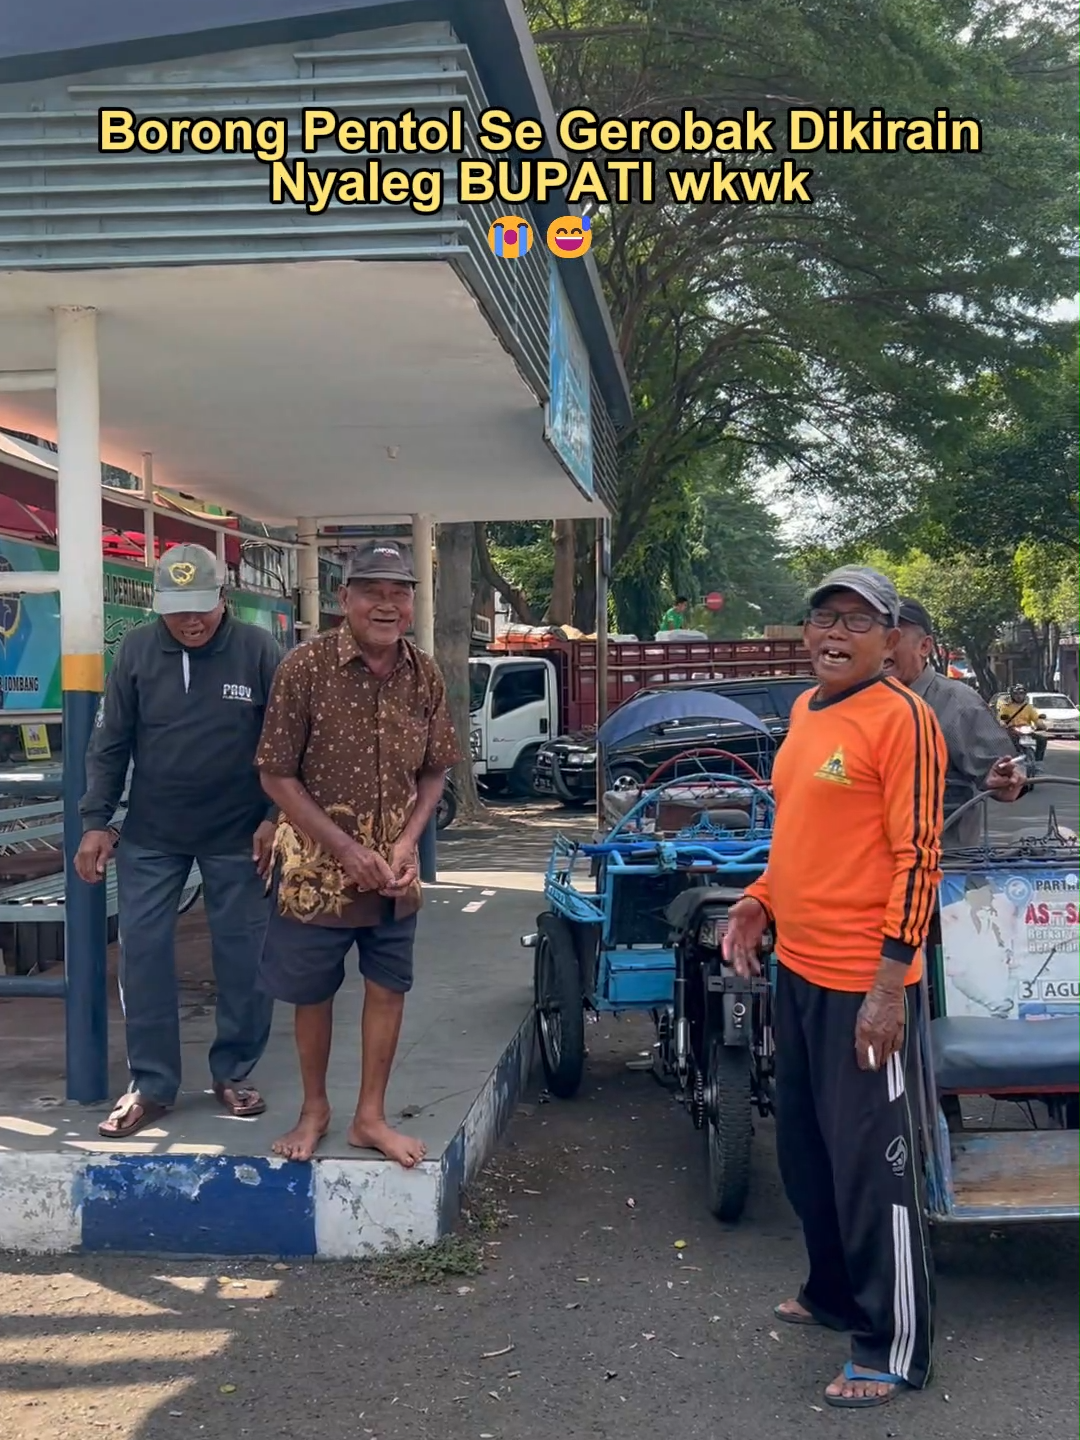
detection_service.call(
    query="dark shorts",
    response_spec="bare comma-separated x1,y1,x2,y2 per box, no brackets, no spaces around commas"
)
258,905,417,1006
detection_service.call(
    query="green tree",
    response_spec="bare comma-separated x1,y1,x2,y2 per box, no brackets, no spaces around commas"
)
1013,539,1079,686
528,0,1078,568
865,547,1020,694
920,351,1080,557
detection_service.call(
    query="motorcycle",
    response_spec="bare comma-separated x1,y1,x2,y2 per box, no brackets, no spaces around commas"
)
435,775,458,831
1012,724,1040,777
664,885,776,1223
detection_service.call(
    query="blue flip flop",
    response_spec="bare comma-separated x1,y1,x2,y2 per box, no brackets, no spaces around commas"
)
825,1362,907,1409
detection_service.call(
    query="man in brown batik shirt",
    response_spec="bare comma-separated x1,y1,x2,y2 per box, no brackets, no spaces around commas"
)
256,538,461,1165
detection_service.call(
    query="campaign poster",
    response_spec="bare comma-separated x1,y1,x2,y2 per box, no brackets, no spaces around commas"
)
939,868,1079,1019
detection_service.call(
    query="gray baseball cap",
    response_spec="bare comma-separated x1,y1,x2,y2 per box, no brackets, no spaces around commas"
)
153,544,225,614
344,538,417,584
808,566,900,626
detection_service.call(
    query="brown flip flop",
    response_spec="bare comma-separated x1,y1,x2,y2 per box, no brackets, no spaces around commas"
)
214,1083,267,1118
98,1092,170,1139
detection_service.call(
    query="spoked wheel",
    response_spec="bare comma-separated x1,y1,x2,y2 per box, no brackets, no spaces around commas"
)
704,1033,753,1222
534,914,586,1099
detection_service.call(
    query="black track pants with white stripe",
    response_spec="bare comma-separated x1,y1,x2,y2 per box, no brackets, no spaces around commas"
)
773,963,934,1388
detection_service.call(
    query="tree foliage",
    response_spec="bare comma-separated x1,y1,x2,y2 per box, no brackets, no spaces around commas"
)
527,0,1078,578
864,546,1021,694
920,351,1080,557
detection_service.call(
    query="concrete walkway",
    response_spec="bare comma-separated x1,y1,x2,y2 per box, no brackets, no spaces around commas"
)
0,802,589,1259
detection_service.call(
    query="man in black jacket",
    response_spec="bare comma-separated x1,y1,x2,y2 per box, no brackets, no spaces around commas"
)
76,544,284,1138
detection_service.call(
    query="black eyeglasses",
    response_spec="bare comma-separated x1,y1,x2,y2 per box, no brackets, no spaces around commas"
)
806,607,888,635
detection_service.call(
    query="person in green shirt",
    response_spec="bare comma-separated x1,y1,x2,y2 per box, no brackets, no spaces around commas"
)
661,596,691,631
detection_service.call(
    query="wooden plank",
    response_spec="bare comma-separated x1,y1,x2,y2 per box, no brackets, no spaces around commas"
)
952,1129,1079,1210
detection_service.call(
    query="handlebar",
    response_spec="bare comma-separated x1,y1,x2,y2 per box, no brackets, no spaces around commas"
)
942,774,1079,836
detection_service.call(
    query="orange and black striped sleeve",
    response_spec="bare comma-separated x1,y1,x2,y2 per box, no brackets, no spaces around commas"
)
879,680,947,965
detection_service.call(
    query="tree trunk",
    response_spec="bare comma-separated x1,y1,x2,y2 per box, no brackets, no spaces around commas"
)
572,519,597,632
473,523,536,624
434,522,483,818
545,519,576,626
1047,621,1061,691
965,642,999,699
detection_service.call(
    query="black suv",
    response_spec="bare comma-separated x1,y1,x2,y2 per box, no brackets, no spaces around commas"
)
533,675,816,806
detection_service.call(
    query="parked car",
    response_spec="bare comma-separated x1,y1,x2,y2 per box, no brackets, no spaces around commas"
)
533,675,817,805
1028,692,1080,739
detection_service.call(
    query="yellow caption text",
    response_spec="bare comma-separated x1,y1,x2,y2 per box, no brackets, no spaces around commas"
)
98,104,983,216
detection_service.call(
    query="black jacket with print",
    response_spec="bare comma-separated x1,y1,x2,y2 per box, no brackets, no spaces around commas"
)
80,613,283,855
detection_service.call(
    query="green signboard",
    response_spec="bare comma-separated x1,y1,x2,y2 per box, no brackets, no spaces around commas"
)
0,536,294,714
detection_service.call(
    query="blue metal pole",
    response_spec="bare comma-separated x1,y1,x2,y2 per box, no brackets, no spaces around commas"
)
418,812,437,884
411,514,438,888
63,690,108,1102
0,974,67,998
56,305,109,1105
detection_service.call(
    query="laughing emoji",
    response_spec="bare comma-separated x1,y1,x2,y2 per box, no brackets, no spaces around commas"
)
546,214,592,259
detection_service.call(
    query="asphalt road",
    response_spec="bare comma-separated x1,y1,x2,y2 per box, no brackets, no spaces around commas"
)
0,746,1075,1440
989,741,1077,839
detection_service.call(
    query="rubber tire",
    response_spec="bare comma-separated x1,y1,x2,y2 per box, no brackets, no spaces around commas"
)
609,762,646,790
534,913,586,1099
479,775,508,797
705,1032,753,1223
510,746,542,798
435,786,457,831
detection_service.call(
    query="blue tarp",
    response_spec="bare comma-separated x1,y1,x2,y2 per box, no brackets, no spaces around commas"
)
596,689,771,750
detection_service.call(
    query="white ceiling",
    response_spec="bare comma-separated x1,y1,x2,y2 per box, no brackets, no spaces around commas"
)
0,260,605,524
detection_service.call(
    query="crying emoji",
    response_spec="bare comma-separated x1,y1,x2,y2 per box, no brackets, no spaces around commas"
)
546,213,592,259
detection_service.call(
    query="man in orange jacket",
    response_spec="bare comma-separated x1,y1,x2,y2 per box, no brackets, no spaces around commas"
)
724,566,946,1411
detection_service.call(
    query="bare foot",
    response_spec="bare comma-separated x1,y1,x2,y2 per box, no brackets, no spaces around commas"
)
271,1104,330,1162
774,1298,819,1325
347,1116,427,1168
825,1364,903,1407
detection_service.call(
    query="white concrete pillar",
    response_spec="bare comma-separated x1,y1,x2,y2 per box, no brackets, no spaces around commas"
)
54,303,109,1105
55,307,104,690
297,517,320,633
411,513,435,653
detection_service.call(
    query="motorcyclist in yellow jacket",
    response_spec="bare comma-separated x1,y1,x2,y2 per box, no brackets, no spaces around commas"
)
995,685,1048,762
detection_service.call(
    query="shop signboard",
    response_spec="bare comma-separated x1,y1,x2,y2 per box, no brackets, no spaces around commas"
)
545,263,594,496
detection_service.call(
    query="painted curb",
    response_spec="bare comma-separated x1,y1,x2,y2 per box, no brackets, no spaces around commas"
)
0,1012,537,1258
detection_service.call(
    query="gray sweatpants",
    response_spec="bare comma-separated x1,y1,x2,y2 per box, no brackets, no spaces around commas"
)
115,837,274,1106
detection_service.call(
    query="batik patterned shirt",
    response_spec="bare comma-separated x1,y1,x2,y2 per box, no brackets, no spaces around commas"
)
255,628,461,925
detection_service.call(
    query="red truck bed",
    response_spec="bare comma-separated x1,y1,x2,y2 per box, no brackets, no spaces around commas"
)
488,633,814,733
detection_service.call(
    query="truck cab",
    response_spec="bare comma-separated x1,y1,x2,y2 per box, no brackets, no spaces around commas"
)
469,655,559,795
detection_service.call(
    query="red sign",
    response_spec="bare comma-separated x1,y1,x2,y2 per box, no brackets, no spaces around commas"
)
705,591,724,612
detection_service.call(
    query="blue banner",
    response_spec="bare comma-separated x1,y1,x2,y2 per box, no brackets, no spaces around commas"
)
545,264,594,496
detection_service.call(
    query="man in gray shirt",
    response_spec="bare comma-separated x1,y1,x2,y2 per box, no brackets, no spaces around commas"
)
885,598,1025,847
75,545,283,1138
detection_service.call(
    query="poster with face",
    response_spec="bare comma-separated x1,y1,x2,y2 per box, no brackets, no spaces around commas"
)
939,869,1079,1019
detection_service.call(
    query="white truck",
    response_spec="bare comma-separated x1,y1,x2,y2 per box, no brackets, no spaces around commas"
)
467,631,812,796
